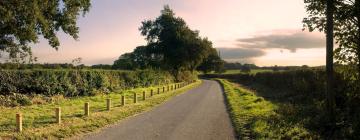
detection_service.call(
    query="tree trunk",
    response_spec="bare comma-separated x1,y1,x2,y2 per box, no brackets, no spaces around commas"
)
326,0,336,124
356,0,360,75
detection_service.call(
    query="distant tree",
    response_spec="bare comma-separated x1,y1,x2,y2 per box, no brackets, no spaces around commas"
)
0,1,91,62
113,53,136,70
197,48,223,74
139,5,212,73
240,65,251,73
272,65,279,72
91,64,112,70
223,62,259,70
301,65,309,69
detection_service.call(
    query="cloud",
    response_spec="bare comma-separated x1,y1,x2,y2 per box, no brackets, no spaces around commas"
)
217,47,265,59
236,31,325,52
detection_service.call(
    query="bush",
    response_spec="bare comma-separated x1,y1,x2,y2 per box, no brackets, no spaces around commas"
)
0,93,32,107
0,69,175,97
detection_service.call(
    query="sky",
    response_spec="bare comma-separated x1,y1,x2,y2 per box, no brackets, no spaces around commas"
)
32,0,326,66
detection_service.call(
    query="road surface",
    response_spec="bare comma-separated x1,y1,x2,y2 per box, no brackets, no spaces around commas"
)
82,80,236,140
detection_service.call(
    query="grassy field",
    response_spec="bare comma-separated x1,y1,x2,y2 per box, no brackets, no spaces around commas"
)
0,81,201,139
222,69,273,75
217,79,316,139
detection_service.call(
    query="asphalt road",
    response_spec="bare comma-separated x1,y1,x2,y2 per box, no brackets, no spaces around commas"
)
82,80,236,140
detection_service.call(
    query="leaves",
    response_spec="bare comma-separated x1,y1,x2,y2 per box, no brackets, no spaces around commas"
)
303,0,359,66
0,0,91,62
137,5,218,72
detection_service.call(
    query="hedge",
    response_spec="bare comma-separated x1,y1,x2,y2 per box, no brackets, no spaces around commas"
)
0,69,175,97
203,70,347,98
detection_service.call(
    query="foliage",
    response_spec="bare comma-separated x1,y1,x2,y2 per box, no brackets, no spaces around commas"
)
197,48,224,73
0,62,78,69
137,5,218,72
112,46,162,70
90,64,112,70
303,0,360,73
0,0,91,62
113,53,137,70
224,62,259,70
240,65,251,73
0,69,174,98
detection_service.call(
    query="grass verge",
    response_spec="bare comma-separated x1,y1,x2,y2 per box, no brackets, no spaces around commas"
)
0,81,201,139
216,79,316,139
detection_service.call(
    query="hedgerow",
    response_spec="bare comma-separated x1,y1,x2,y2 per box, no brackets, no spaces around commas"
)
0,69,175,97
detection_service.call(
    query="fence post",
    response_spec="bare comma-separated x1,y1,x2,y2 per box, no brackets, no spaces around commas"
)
84,102,90,116
143,91,146,100
150,89,153,97
133,93,137,103
175,84,177,90
157,88,160,94
167,86,169,91
55,107,61,124
16,113,22,132
121,95,125,106
106,98,111,111
163,87,165,93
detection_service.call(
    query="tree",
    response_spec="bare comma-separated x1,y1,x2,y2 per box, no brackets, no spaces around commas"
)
139,5,212,73
303,0,360,74
0,0,91,62
113,53,136,70
303,0,336,125
197,48,223,74
240,65,251,73
272,65,279,72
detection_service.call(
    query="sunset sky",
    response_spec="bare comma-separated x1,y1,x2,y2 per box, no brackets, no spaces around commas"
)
32,0,326,66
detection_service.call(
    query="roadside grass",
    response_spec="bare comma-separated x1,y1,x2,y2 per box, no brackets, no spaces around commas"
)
0,81,201,139
217,79,317,139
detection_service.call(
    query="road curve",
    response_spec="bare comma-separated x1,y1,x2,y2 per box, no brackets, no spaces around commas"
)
82,80,236,140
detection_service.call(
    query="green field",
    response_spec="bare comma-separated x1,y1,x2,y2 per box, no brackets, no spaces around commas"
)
0,81,201,139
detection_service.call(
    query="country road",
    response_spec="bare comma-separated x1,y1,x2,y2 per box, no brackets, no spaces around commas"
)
82,80,236,140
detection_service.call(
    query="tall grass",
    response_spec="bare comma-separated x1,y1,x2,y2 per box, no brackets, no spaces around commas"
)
217,79,316,139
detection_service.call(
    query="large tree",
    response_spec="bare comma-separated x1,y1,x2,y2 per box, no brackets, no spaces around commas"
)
0,0,91,62
139,5,214,73
303,0,360,74
303,0,360,127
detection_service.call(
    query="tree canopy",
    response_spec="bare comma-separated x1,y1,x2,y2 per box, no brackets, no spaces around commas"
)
114,5,222,73
0,0,91,62
303,0,360,71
